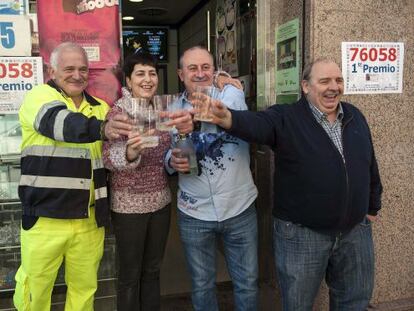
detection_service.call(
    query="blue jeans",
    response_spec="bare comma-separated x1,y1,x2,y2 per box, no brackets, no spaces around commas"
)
273,217,375,311
178,205,258,311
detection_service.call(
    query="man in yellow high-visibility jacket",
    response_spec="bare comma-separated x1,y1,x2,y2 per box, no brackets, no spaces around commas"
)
13,42,131,311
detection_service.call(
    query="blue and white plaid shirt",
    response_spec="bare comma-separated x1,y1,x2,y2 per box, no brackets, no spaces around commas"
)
308,101,344,161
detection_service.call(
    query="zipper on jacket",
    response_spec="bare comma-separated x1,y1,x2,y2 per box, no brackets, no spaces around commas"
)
338,114,353,230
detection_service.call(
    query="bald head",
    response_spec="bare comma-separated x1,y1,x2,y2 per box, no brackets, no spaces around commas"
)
179,46,214,69
301,58,344,121
302,57,337,82
178,46,215,93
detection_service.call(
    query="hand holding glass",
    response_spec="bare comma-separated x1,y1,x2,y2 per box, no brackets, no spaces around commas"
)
154,94,179,131
192,86,219,122
124,98,159,148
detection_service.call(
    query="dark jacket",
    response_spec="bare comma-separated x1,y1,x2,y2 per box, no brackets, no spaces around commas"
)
229,97,382,232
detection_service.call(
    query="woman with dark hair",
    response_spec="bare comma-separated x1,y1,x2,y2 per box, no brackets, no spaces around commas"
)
102,53,189,311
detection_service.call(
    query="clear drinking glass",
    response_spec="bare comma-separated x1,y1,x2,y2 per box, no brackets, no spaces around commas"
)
138,103,159,148
123,97,144,132
154,94,179,131
192,86,220,122
124,97,159,148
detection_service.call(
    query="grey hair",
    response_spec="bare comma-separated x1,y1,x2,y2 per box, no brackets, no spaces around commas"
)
179,46,214,69
302,57,336,81
49,42,88,70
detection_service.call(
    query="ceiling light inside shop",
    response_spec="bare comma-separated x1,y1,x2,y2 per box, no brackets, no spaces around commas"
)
122,16,134,20
130,0,144,2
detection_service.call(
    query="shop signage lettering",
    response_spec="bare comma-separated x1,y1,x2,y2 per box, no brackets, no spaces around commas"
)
77,0,119,14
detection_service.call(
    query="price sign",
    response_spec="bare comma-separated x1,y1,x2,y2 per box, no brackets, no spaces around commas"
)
0,15,31,56
0,57,43,114
342,42,404,94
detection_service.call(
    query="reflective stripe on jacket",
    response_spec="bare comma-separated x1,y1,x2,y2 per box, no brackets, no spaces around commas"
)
18,80,110,227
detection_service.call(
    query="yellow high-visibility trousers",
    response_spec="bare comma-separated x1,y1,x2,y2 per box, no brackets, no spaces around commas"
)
13,209,104,311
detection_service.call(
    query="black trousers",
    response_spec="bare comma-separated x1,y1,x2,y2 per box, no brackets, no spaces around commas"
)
111,205,171,311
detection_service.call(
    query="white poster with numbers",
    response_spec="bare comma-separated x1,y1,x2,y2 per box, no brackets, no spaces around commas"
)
342,42,404,94
0,14,31,56
0,57,43,114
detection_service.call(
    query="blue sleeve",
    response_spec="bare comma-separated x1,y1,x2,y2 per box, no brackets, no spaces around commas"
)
34,101,102,143
219,85,247,111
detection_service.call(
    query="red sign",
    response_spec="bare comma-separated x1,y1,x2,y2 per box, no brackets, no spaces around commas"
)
37,0,121,105
37,0,121,69
87,68,122,106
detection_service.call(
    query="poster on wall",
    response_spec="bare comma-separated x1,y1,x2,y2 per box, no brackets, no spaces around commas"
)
0,15,31,56
275,18,300,96
0,57,43,114
37,0,121,105
0,0,27,15
37,0,121,69
122,27,168,62
342,42,404,94
216,0,239,77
